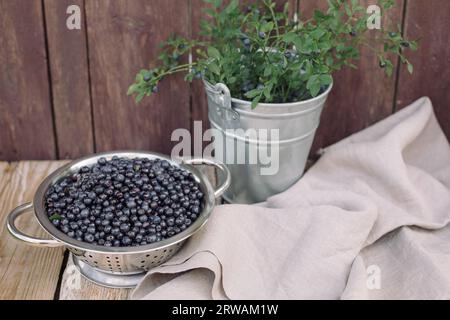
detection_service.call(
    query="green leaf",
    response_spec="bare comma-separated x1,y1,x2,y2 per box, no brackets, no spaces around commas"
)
208,61,220,75
212,0,222,9
261,21,274,33
344,3,352,17
283,32,297,44
224,0,238,13
409,41,418,51
127,84,138,95
207,46,221,59
326,56,334,66
49,214,61,221
203,8,217,17
310,28,326,40
228,76,237,84
319,74,333,85
263,85,272,100
313,9,326,20
264,66,272,77
244,88,262,99
306,75,321,97
136,92,145,103
407,62,413,74
251,96,261,109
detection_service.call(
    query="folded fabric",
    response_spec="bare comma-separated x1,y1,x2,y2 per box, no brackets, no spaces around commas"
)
132,97,450,299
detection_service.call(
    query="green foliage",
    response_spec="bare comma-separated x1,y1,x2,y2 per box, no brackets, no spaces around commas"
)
128,0,417,108
49,214,61,221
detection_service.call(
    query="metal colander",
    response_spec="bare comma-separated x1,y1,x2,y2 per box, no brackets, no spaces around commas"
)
6,151,230,288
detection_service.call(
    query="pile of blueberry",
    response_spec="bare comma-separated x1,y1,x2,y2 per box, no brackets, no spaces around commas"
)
44,156,204,247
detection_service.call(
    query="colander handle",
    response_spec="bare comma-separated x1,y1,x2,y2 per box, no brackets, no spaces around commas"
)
183,158,231,198
6,202,63,247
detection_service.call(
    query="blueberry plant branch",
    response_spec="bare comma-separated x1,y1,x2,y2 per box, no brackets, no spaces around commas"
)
128,0,417,108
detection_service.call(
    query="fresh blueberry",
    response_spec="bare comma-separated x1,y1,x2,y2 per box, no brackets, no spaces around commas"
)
45,157,204,247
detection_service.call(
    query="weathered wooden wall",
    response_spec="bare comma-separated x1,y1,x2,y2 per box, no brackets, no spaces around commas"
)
0,0,449,161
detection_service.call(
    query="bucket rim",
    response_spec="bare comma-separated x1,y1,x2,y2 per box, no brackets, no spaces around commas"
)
203,78,333,108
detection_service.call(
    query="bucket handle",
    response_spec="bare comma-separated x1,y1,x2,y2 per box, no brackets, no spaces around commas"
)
212,83,240,121
6,202,63,247
183,158,231,198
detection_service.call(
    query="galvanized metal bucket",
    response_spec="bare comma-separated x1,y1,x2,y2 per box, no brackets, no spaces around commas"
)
204,80,332,204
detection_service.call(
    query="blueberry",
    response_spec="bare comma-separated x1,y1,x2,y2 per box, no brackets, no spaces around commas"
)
379,61,387,68
153,216,161,224
45,157,204,247
122,236,132,246
258,31,266,39
101,220,110,226
111,228,120,236
135,234,143,243
143,72,152,82
80,209,89,218
84,234,95,243
120,223,130,233
127,200,137,208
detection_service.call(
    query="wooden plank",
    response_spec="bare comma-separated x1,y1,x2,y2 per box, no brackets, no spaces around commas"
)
43,0,94,159
395,0,450,139
0,161,68,300
0,0,56,160
299,0,405,153
59,255,131,300
85,0,191,155
190,0,210,143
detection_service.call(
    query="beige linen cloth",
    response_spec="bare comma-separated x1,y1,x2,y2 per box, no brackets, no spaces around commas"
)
132,97,450,300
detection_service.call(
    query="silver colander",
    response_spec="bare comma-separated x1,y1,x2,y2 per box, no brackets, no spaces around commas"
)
6,151,230,288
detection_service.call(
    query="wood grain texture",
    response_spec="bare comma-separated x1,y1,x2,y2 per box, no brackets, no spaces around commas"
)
190,0,210,143
0,0,56,160
43,0,94,159
59,255,131,300
299,0,405,153
85,0,191,155
0,161,68,300
395,0,450,138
